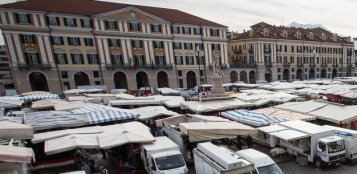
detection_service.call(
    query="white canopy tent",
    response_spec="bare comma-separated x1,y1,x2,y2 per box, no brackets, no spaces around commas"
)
45,134,99,155
179,122,257,142
132,106,178,120
274,100,328,114
31,99,68,110
308,104,357,124
0,98,23,108
109,100,161,106
155,114,230,127
180,99,253,113
54,101,95,111
0,145,35,163
0,121,33,139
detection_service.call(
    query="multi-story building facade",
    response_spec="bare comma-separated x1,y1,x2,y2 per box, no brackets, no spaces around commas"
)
0,0,228,94
229,22,355,83
0,45,11,78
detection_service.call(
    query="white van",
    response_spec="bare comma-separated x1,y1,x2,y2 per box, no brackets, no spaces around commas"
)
236,149,283,174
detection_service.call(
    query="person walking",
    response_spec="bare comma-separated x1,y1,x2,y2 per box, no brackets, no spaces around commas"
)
99,166,108,174
100,149,106,159
246,135,253,148
237,139,243,150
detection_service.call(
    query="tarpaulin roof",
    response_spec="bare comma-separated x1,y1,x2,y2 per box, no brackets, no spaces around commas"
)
270,129,309,141
23,94,60,101
253,97,304,107
132,106,178,120
308,104,357,124
0,98,23,108
274,101,328,113
21,91,50,96
180,99,253,113
109,100,161,106
179,121,257,142
24,111,89,130
341,91,357,99
230,92,297,102
54,101,95,111
257,125,288,133
72,105,139,124
157,88,181,95
0,145,35,163
32,126,102,144
32,122,148,144
253,107,316,121
98,128,155,149
0,117,23,124
45,134,99,155
222,110,285,126
154,114,230,127
279,120,333,134
31,99,68,110
0,121,33,139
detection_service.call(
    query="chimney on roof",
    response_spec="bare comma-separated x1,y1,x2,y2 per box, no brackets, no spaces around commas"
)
243,29,245,32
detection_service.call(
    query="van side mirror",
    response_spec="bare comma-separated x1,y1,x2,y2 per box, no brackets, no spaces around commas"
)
151,166,156,171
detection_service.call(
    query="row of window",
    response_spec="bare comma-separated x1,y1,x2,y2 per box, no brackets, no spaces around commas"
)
232,44,353,54
175,56,204,65
61,71,100,79
54,53,98,64
14,13,220,36
173,42,220,50
275,56,350,64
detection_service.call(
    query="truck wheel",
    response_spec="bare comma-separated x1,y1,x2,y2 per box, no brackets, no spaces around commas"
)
314,158,322,169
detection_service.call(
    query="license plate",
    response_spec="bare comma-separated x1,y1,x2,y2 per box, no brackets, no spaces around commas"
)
336,163,340,166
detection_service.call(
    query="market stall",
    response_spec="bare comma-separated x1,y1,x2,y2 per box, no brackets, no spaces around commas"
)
31,99,67,110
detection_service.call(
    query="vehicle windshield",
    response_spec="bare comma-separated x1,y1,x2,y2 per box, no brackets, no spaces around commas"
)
257,164,283,174
155,154,185,171
328,140,345,153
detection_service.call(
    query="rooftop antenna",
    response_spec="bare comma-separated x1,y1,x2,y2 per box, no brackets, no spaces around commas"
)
281,19,285,26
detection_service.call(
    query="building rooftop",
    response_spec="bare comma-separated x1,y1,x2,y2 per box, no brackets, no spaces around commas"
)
0,0,226,27
231,22,352,44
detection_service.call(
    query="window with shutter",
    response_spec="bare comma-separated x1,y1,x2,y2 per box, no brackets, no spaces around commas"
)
106,21,116,29
109,39,119,47
87,54,98,64
172,26,180,34
26,53,38,64
81,19,92,28
154,41,163,49
133,40,141,48
186,56,194,65
131,23,139,31
183,27,191,34
112,55,122,64
84,38,93,46
174,42,181,49
152,24,160,32
56,53,67,64
194,28,201,35
48,17,59,25
68,37,80,46
211,29,219,36
72,54,83,64
65,18,76,27
18,14,29,23
23,35,34,44
52,37,62,45
156,56,165,65
175,56,183,65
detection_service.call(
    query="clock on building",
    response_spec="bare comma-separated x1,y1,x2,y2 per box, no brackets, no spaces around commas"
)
129,12,136,18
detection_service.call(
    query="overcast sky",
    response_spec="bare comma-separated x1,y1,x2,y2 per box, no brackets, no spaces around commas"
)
0,0,356,45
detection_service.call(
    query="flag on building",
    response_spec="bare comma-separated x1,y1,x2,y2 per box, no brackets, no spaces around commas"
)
129,57,137,69
151,58,155,70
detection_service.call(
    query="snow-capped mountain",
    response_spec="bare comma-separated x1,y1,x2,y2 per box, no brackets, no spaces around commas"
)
286,22,346,37
286,22,329,31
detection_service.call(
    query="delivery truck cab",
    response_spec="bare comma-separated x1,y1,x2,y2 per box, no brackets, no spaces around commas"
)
140,136,188,174
236,149,283,174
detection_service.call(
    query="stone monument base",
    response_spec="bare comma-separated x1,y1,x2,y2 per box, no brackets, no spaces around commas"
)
207,73,228,98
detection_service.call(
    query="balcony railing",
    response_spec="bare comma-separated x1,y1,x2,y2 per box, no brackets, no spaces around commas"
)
297,62,303,67
283,62,290,67
248,49,254,53
230,63,257,68
265,62,272,67
264,48,271,53
0,67,10,71
310,63,316,68
233,49,242,54
209,64,229,69
297,50,302,53
17,63,51,70
347,51,353,56
333,63,338,67
105,63,173,69
347,63,353,67
321,63,327,67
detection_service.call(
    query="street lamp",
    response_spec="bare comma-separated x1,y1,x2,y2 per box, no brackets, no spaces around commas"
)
311,49,315,81
195,46,204,92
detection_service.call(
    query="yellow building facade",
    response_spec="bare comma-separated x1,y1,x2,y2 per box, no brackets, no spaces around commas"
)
228,22,355,83
0,0,228,94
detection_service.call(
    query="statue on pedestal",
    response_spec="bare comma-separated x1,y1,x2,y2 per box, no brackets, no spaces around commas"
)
213,55,222,75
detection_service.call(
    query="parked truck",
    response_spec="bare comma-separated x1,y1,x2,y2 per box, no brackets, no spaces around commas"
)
140,136,189,174
323,125,357,163
258,121,346,168
193,142,254,174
